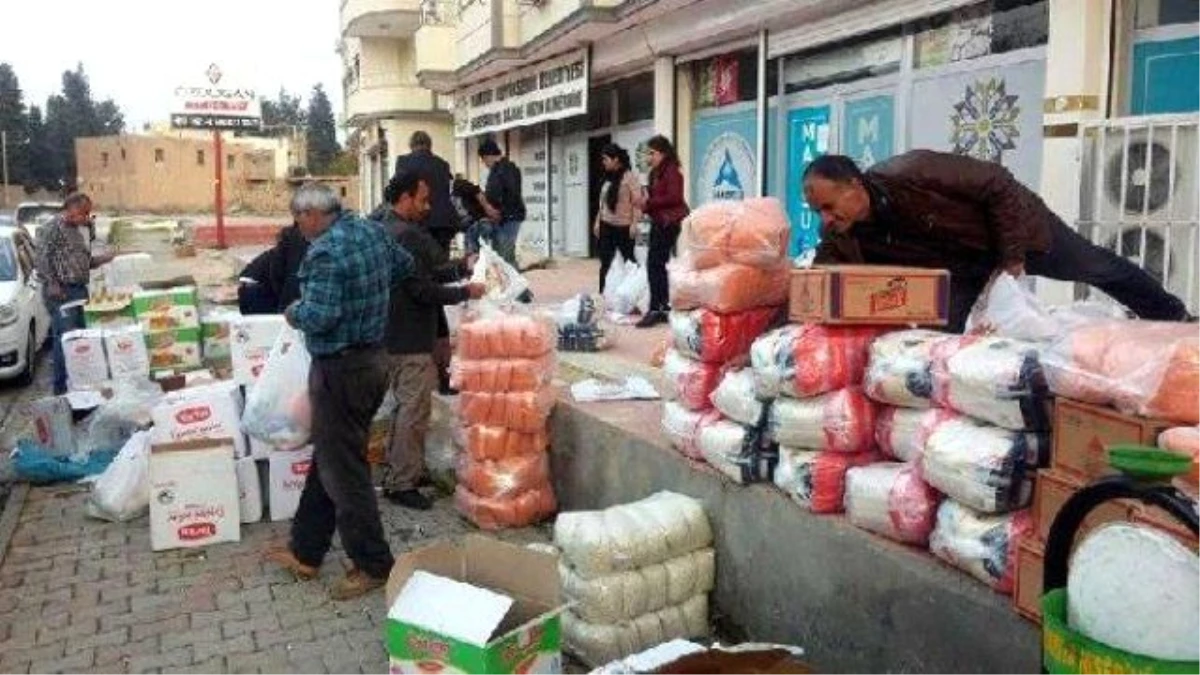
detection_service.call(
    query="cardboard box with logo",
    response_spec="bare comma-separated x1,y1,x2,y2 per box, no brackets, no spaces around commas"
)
231,315,287,386
268,447,313,521
144,327,203,372
149,439,241,551
84,295,135,329
1051,398,1173,480
103,325,151,379
132,286,200,331
788,265,950,325
62,329,110,389
385,535,567,674
151,382,248,458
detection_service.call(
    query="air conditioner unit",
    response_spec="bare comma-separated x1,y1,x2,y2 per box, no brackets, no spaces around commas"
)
1078,115,1199,311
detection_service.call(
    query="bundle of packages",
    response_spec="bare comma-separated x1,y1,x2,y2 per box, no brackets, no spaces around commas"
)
929,500,1032,594
710,369,768,427
661,350,724,411
767,389,877,454
697,419,777,484
556,293,612,352
661,402,722,460
875,407,962,462
1043,320,1199,424
863,329,949,408
751,325,884,399
668,307,779,365
920,417,1048,513
680,198,789,269
454,306,557,529
554,492,714,667
669,263,790,314
774,448,878,514
930,335,1051,431
844,463,941,545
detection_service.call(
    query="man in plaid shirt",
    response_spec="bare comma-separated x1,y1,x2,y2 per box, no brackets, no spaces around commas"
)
269,183,412,600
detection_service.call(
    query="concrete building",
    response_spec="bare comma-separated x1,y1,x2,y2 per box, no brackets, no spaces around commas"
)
411,0,1197,310
75,134,358,214
338,0,458,211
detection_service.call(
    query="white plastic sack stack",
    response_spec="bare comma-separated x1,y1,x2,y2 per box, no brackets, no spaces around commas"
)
863,330,946,408
697,420,757,484
555,492,714,666
932,336,1050,431
1068,524,1199,662
844,462,940,545
921,417,1046,513
710,369,766,426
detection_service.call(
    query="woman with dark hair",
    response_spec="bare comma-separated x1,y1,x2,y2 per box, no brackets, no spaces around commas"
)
638,135,690,328
594,143,645,293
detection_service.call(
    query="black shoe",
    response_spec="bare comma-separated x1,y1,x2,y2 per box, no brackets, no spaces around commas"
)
384,489,433,511
438,384,459,396
635,310,668,329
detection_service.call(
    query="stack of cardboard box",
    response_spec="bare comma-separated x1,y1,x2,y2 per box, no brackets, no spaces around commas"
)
1014,398,1197,622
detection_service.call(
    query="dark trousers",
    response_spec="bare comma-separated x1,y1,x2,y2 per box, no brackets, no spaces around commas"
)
291,347,393,579
597,223,636,294
647,222,681,312
45,284,90,395
946,217,1189,332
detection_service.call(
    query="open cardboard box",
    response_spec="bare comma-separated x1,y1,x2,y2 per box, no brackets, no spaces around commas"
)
384,535,566,674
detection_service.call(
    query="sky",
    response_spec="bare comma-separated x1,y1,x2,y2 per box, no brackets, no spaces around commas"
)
1,0,344,131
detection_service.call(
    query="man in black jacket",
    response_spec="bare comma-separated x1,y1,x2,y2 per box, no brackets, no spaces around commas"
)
380,170,485,510
477,139,526,268
238,222,309,314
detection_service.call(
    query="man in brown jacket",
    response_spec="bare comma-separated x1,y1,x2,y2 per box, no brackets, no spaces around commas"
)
804,151,1189,331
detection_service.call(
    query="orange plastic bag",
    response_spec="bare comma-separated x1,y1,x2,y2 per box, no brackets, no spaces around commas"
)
458,389,556,433
669,306,780,365
457,452,551,500
451,355,555,393
455,483,557,530
751,324,885,399
669,262,791,314
662,349,724,411
681,198,790,270
458,314,556,360
1045,320,1199,424
461,425,548,460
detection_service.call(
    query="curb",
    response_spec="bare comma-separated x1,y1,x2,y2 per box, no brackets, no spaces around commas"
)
0,482,30,569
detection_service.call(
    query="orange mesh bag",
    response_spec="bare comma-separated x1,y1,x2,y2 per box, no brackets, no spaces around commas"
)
457,452,551,500
458,313,556,360
458,388,556,433
669,306,780,365
455,483,557,530
451,354,555,393
681,198,790,270
668,262,791,314
461,425,549,460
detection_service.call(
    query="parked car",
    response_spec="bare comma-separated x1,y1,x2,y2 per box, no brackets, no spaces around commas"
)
0,225,51,384
14,201,63,240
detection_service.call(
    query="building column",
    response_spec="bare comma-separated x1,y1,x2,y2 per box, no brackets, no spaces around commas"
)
1037,0,1115,304
654,56,676,139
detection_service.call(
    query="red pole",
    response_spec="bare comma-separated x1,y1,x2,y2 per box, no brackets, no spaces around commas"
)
213,129,227,249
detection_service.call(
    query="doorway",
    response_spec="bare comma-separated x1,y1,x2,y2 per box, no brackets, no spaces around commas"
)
586,134,612,258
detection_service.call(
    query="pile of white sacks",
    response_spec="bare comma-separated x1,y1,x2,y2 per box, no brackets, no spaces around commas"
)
553,492,714,667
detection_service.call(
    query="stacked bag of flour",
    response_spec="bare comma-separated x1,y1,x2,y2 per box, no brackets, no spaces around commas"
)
753,325,884,512
862,328,1046,589
452,307,558,529
661,198,790,467
554,492,714,667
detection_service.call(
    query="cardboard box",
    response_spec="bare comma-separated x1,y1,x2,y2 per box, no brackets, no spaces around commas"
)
132,286,200,331
385,535,566,674
151,382,248,458
788,265,950,325
103,325,151,379
104,253,153,291
236,455,263,524
145,327,203,372
84,295,135,329
149,439,241,551
62,329,109,389
27,396,76,456
231,315,286,386
1013,539,1045,623
1051,398,1172,480
1131,504,1198,551
367,418,392,465
268,447,313,522
1033,469,1134,543
201,310,239,369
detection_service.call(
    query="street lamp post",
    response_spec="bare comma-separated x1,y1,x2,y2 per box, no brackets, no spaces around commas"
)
1,130,9,209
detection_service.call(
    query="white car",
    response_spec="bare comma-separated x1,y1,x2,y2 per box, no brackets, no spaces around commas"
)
0,226,51,384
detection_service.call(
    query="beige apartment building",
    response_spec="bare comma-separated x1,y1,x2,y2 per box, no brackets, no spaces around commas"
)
339,0,458,210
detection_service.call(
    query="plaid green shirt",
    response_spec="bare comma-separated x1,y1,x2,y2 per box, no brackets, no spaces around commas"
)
291,211,412,356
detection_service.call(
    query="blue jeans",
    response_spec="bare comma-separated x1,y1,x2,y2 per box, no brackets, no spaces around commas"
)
45,284,89,394
465,219,493,256
493,220,523,268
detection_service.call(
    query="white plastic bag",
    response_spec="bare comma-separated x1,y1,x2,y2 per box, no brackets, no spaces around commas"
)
471,240,530,303
710,369,766,426
966,273,1126,341
86,430,152,522
242,325,312,450
611,264,649,316
603,260,632,309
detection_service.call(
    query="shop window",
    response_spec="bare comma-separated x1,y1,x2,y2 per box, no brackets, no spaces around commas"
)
912,0,1048,70
783,30,902,94
616,72,655,124
1136,0,1199,29
694,50,779,109
588,84,613,130
1125,0,1199,115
